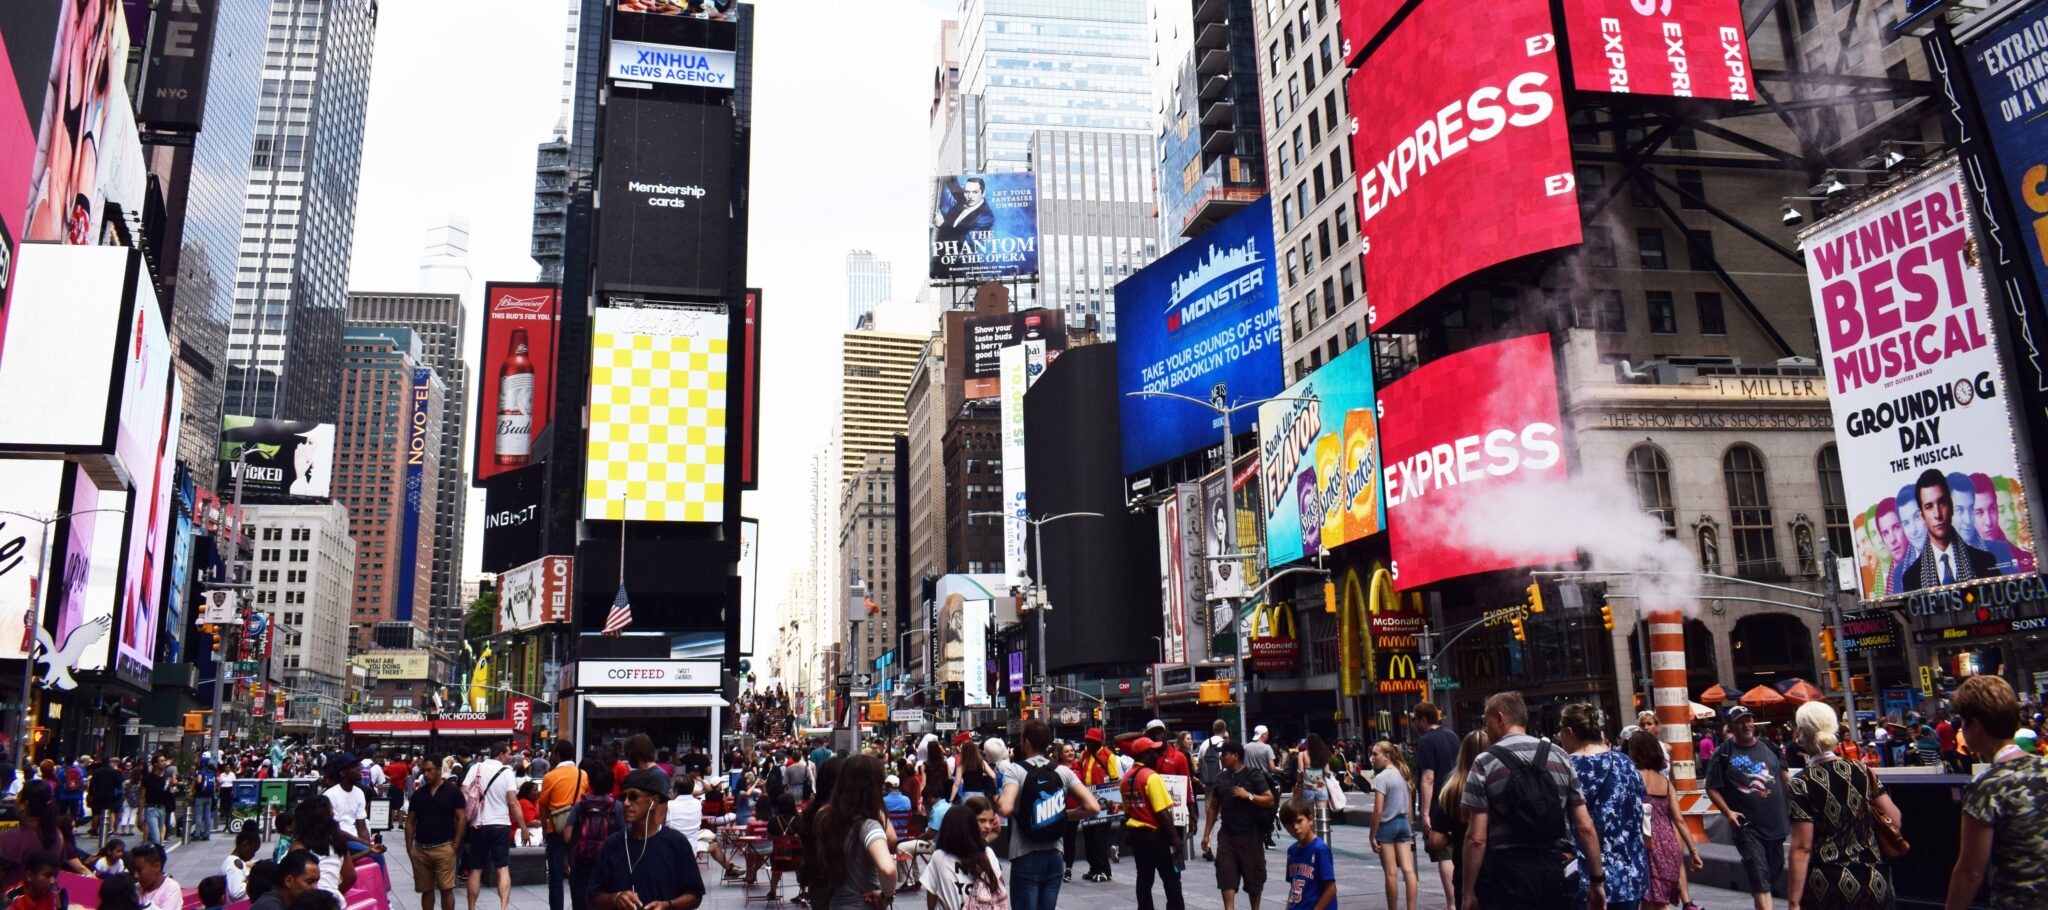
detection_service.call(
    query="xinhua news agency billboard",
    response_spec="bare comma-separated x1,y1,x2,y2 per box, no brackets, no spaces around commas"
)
1558,0,1753,100
929,172,1039,282
1964,2,2048,337
1349,0,1580,332
476,283,560,484
1257,340,1384,568
1800,163,2036,599
1115,196,1283,475
1377,334,1572,590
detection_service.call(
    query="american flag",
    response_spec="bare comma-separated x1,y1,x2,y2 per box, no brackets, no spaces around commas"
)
603,582,634,636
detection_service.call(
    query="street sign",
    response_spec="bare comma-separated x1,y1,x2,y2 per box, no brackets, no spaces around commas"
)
935,721,959,731
1431,676,1461,691
292,696,318,704
234,661,258,673
850,688,870,699
890,709,923,722
854,673,873,687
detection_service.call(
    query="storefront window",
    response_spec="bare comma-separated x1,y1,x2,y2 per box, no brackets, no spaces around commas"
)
1627,445,1676,537
1723,445,1780,578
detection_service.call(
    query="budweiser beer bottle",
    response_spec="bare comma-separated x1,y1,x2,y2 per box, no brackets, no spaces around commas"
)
496,330,534,465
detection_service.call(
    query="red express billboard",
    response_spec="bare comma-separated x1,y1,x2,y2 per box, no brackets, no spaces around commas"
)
1349,0,1580,332
1337,0,1404,64
1559,0,1753,100
1377,334,1572,589
475,283,560,484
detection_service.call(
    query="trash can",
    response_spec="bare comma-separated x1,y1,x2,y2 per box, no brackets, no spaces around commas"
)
228,780,261,833
259,780,291,834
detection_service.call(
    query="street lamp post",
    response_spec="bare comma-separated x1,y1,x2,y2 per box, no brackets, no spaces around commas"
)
969,510,1101,722
0,505,128,762
205,448,260,762
1126,384,1315,737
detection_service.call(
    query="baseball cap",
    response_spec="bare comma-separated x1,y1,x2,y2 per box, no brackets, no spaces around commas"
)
982,737,1010,764
1253,724,1269,738
953,731,975,747
1124,736,1164,756
1145,719,1168,734
1727,706,1754,722
621,768,670,798
885,775,901,788
1084,729,1103,744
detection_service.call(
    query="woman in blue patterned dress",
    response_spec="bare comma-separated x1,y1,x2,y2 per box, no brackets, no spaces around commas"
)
1559,703,1650,908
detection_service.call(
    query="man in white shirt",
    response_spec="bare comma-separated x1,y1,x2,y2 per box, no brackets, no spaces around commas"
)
221,825,263,899
323,760,371,845
462,742,523,910
664,765,737,878
360,750,388,797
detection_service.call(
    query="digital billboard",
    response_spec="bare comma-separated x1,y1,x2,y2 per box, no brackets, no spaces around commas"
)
609,40,736,89
0,459,64,662
54,465,122,680
1558,0,1753,100
218,417,333,499
116,374,179,688
737,290,760,488
1349,0,1580,331
396,368,431,622
583,305,728,523
24,0,129,245
0,2,57,364
738,517,758,654
1377,334,1572,589
1965,2,2048,345
963,308,1066,399
481,464,544,574
0,245,127,450
1257,341,1384,567
1337,0,1405,64
139,0,217,131
615,0,740,21
1156,482,1207,664
161,497,193,665
1800,164,2036,597
1115,196,1283,474
929,173,1039,282
497,555,572,633
597,95,733,294
476,283,560,483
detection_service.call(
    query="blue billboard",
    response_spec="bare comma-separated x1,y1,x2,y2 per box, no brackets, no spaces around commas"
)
1965,3,2048,323
1116,197,1283,474
929,172,1039,282
1256,341,1383,567
397,368,430,621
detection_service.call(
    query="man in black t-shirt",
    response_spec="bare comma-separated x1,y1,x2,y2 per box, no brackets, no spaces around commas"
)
1411,702,1462,896
407,755,468,910
142,756,176,846
1200,742,1274,910
592,769,705,910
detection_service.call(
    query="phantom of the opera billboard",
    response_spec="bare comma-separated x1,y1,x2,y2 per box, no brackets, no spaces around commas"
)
929,172,1039,283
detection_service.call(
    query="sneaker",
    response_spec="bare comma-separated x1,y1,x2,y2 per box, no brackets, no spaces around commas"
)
1063,868,1072,882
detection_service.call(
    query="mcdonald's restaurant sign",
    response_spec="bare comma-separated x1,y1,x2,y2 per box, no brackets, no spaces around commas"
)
1365,565,1428,695
1249,602,1300,673
1337,568,1371,697
1374,652,1427,694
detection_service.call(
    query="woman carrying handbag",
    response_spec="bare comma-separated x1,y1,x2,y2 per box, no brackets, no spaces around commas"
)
1788,701,1904,910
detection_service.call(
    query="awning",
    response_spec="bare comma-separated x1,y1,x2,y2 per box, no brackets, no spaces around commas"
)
584,692,728,711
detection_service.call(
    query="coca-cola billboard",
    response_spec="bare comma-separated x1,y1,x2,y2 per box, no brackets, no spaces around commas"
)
476,283,560,484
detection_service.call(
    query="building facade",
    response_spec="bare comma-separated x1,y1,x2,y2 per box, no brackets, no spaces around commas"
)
224,0,378,424
346,292,472,658
838,329,927,479
1152,0,1267,249
335,327,442,654
955,0,1152,169
1028,130,1159,336
242,501,356,734
943,402,1002,576
840,451,900,677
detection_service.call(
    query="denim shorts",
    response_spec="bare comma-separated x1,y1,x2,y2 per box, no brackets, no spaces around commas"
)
1376,814,1412,844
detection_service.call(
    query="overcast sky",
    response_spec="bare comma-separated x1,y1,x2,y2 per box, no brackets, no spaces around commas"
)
348,0,959,638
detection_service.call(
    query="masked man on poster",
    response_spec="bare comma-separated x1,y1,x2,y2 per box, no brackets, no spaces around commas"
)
1902,469,2001,590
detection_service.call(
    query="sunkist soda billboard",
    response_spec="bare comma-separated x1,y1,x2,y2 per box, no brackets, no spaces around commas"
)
1348,0,1581,332
476,283,560,484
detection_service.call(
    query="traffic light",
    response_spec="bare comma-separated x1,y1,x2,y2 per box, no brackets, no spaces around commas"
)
1819,628,1837,663
1511,618,1527,642
1599,604,1615,631
1825,668,1842,691
1525,583,1546,614
1324,579,1337,614
1092,705,1103,722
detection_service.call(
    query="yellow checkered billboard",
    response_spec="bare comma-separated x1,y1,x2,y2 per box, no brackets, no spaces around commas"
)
583,305,728,522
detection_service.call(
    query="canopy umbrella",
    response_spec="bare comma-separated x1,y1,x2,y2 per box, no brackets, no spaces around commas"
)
1740,684,1787,707
1700,684,1735,704
1781,680,1826,704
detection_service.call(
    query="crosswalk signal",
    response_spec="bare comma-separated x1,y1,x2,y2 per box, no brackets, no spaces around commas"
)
1511,618,1527,642
1599,604,1615,631
1525,583,1545,613
1819,628,1838,663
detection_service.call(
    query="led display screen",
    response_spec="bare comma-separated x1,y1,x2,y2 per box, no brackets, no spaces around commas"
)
583,305,728,523
1558,0,1754,100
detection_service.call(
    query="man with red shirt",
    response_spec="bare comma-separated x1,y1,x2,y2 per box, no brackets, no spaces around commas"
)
1937,714,1962,772
1143,720,1193,866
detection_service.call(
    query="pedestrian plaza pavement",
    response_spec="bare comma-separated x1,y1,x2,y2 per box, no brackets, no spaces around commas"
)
134,823,1760,910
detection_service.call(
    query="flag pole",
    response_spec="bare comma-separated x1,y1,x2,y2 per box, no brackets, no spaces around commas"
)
618,494,626,587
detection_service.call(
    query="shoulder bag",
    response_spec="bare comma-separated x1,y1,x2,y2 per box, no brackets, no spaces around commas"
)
1858,762,1909,859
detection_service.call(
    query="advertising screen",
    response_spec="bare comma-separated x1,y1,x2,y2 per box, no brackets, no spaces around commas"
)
115,276,171,498
960,597,990,707
218,417,334,498
161,503,192,665
1257,340,1384,567
1377,334,1572,589
1115,196,1283,474
738,517,757,654
597,96,733,294
963,308,1066,399
116,375,178,688
24,0,128,245
1559,0,1753,100
1965,3,2048,343
139,0,216,131
0,245,126,450
1349,0,1580,331
583,305,728,523
1800,164,2036,598
476,283,560,483
55,465,121,678
396,368,430,621
481,464,544,574
1337,0,1405,64
615,1,740,21
0,459,63,661
609,39,736,89
0,3,56,364
497,555,572,633
737,290,760,488
929,173,1039,282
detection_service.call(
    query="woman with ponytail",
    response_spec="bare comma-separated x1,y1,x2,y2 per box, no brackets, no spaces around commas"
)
0,779,92,892
1558,702,1649,909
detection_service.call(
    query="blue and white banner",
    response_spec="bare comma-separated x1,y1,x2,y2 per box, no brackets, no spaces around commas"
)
609,39,737,89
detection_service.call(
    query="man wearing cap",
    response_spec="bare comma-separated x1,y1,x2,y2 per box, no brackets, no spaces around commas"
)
883,775,912,815
1242,726,1277,846
1076,729,1121,882
592,769,705,910
1143,721,1194,864
1122,735,1184,910
1703,706,1789,910
997,719,1102,910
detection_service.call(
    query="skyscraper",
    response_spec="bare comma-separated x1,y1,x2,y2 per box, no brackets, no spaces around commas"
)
223,0,378,425
334,326,442,654
954,0,1151,168
345,291,470,660
838,328,927,479
417,216,474,296
845,250,894,329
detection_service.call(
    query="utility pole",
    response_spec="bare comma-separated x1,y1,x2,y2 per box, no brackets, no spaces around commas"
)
1822,549,1859,729
206,449,256,762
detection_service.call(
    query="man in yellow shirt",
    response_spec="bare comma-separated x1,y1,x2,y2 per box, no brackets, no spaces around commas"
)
534,741,587,910
1122,736,1184,910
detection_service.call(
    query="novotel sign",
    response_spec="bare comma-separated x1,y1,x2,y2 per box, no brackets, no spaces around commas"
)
576,659,720,689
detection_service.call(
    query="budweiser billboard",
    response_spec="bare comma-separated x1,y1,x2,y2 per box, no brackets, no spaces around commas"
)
1558,0,1753,101
1377,334,1572,589
476,283,560,484
1349,0,1580,331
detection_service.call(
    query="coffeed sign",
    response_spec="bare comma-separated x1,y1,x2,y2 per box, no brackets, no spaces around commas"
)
578,659,719,688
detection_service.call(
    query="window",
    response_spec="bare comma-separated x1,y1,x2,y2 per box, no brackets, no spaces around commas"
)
1323,92,1339,131
1672,125,1698,150
1696,292,1727,335
1269,40,1279,75
1282,193,1295,230
1284,24,1296,57
1637,228,1668,269
1677,170,1706,209
1300,234,1315,272
1340,263,1357,303
1627,445,1677,538
1817,445,1853,559
1345,324,1358,346
1293,126,1306,164
1631,176,1658,208
1647,291,1677,334
1319,35,1334,73
1723,445,1779,578
1308,110,1321,146
1687,230,1716,271
1305,290,1319,327
1794,0,1817,32
1317,221,1332,259
1585,226,1617,268
1287,250,1300,285
1334,204,1352,243
1313,164,1326,203
1594,290,1626,332
1291,303,1306,339
1289,75,1302,108
1322,276,1338,316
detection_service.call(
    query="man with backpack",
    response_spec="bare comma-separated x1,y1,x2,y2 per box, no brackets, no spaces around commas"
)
1458,691,1608,910
564,761,624,910
191,758,218,840
1194,720,1229,862
997,718,1102,910
1703,706,1790,910
462,742,525,910
407,754,467,910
